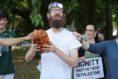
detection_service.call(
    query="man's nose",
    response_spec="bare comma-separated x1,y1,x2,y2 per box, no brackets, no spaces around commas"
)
54,10,61,14
55,12,60,14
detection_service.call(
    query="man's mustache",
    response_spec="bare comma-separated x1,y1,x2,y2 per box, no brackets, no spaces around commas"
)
54,14,62,18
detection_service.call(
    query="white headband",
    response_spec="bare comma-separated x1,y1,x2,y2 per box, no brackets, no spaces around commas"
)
48,2,63,10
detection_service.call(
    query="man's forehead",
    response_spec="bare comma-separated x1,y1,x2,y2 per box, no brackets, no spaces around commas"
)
86,25,95,29
50,8,63,11
86,27,94,29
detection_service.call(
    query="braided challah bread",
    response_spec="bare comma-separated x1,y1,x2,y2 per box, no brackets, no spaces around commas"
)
32,29,50,53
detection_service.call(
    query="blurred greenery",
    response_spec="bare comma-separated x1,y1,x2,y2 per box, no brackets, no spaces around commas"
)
0,0,118,38
29,0,44,27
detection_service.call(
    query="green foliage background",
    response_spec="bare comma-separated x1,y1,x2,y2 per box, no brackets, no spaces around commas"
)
0,0,118,38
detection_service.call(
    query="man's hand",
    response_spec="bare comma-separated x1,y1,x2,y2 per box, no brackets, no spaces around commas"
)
73,32,81,41
42,42,58,53
24,32,32,40
32,43,53,53
32,44,41,52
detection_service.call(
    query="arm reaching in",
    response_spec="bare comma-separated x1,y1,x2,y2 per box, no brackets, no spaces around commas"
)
73,32,90,50
72,32,105,54
0,33,31,46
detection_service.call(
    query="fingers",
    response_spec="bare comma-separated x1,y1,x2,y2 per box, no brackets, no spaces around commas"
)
42,44,55,52
28,32,32,36
43,44,51,48
73,32,81,37
32,42,56,53
72,32,81,40
32,44,41,52
32,44,54,53
25,32,32,40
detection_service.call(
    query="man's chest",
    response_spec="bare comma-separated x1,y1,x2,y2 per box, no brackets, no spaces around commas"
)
49,35,71,48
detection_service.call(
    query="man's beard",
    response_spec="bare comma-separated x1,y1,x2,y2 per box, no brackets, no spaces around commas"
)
48,15,65,29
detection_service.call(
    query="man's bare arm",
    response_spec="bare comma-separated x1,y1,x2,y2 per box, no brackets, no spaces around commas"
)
25,45,36,62
25,44,39,62
43,44,78,68
55,48,78,67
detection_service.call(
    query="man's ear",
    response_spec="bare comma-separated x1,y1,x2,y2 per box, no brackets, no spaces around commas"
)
47,13,50,19
63,13,65,18
63,13,66,20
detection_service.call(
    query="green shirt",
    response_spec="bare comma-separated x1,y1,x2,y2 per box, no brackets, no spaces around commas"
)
0,30,15,74
85,51,100,58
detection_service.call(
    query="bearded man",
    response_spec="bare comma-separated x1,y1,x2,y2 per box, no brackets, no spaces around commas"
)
25,2,82,79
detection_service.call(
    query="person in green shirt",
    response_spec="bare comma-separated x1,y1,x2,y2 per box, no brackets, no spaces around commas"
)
0,9,31,79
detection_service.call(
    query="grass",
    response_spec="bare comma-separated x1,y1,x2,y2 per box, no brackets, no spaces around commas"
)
12,46,40,79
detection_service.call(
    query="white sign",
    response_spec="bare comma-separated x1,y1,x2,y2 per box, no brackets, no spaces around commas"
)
74,57,104,79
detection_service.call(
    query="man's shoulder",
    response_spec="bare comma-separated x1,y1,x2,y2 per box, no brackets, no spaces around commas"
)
97,40,115,46
63,28,72,32
63,28,73,35
107,40,117,45
104,40,115,43
45,28,73,34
